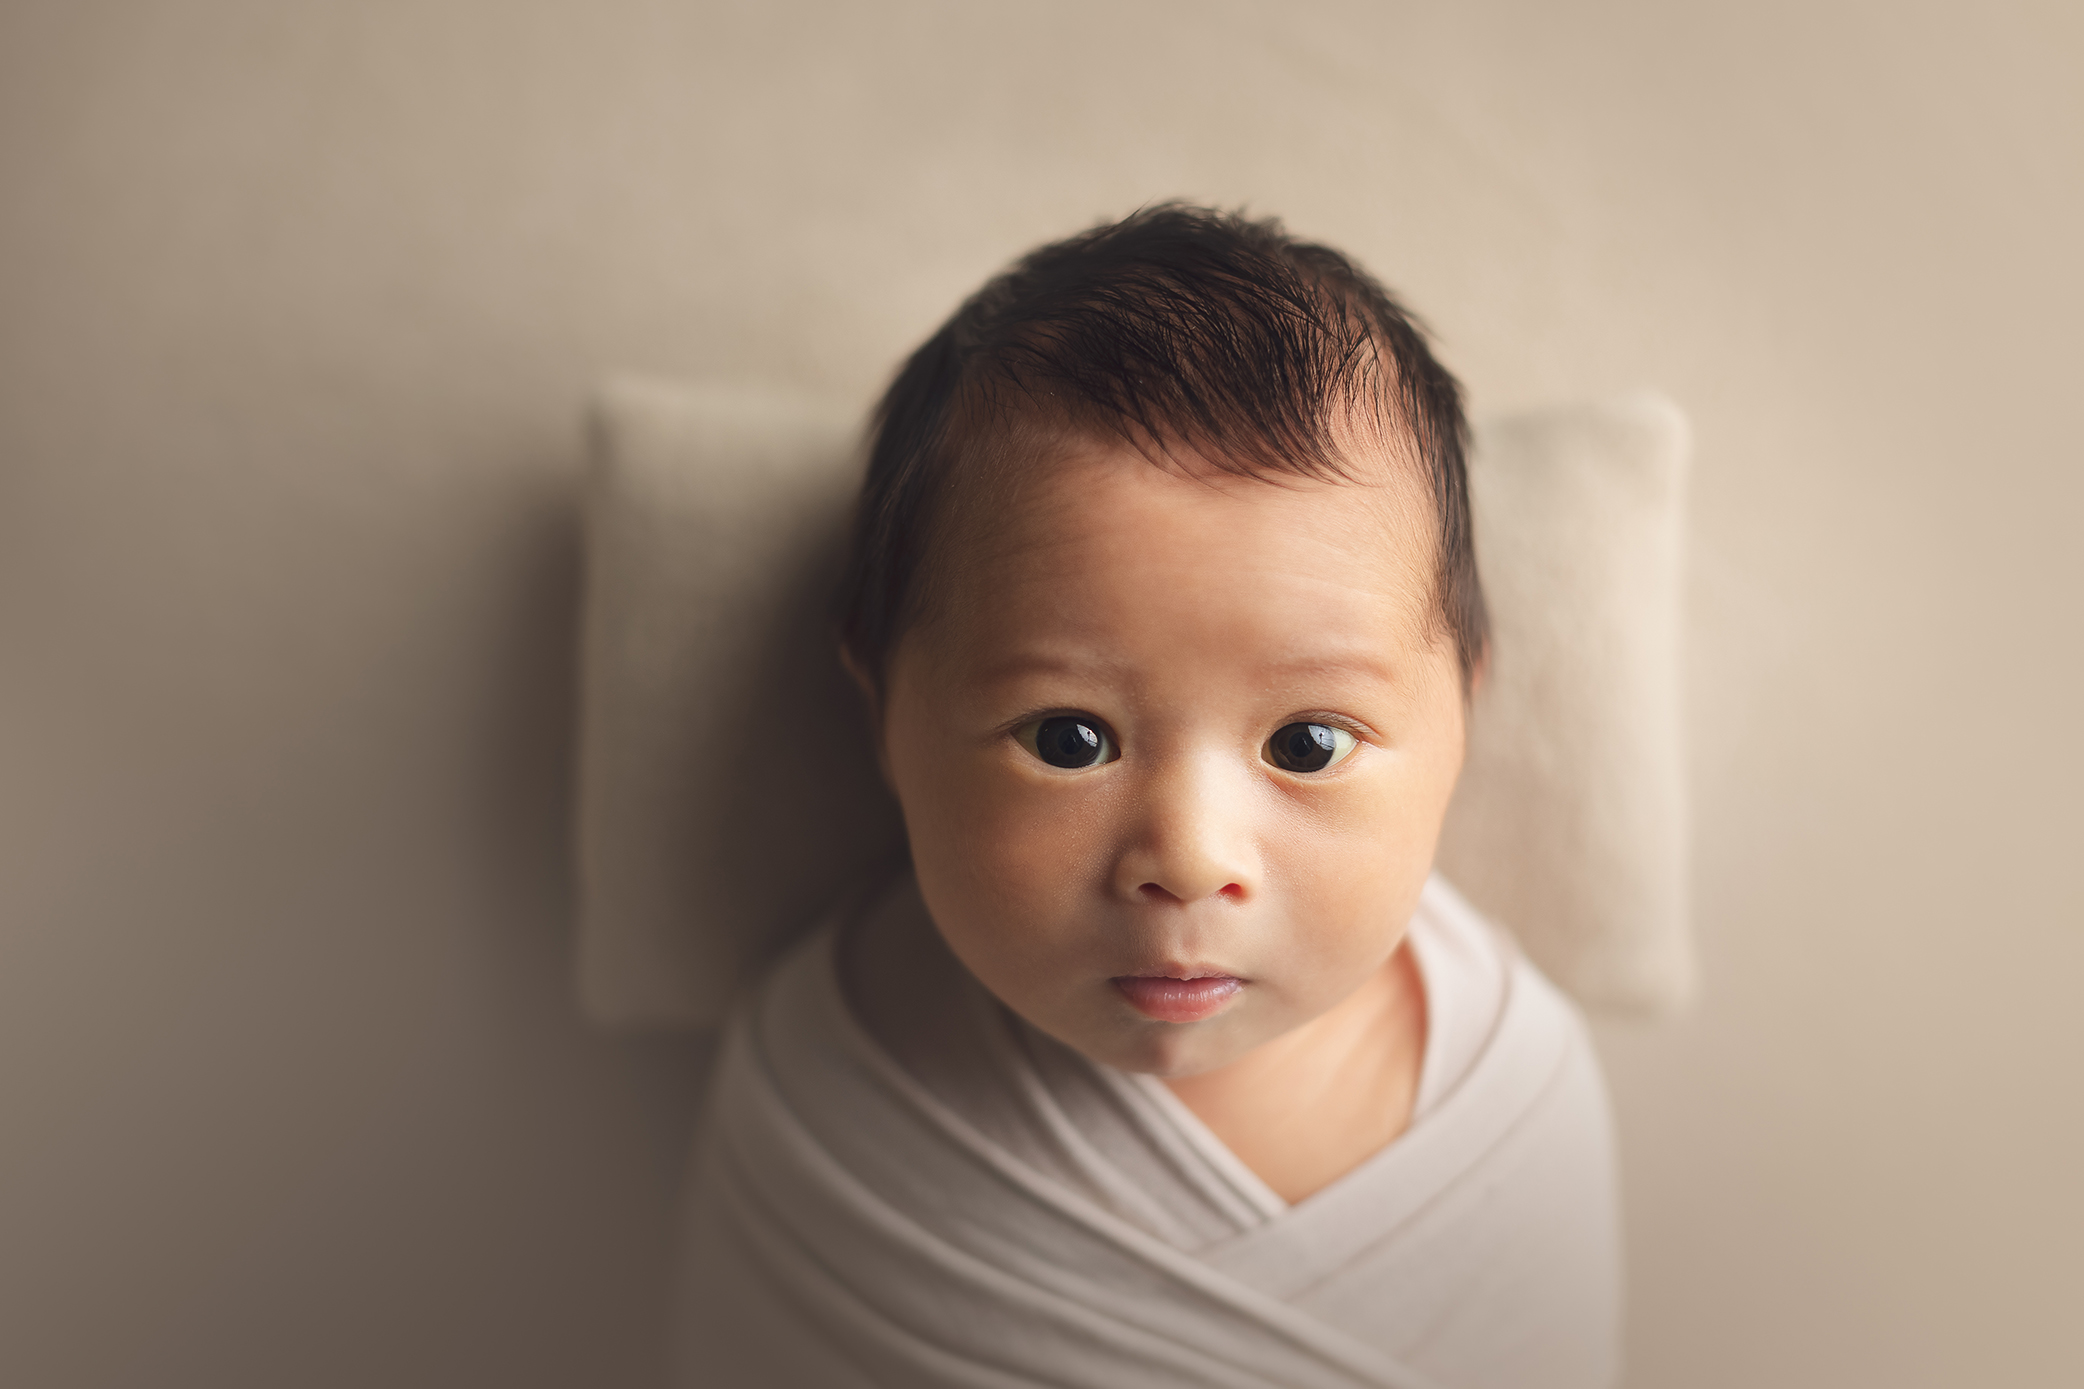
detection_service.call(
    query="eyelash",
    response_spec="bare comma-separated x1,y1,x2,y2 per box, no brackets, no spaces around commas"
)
1284,712,1372,742
999,710,1374,735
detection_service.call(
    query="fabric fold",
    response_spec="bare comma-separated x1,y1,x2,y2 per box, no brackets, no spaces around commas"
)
677,878,1619,1388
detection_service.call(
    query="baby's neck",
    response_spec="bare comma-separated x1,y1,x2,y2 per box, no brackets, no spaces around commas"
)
1162,943,1427,1205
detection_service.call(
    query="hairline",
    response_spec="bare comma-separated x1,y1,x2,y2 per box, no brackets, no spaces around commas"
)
878,387,1459,693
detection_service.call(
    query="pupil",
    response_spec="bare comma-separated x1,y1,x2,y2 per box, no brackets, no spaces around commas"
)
1037,716,1103,768
1273,722,1336,772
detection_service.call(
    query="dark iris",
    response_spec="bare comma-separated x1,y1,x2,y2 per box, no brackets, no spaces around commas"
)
1268,722,1339,773
1035,715,1106,768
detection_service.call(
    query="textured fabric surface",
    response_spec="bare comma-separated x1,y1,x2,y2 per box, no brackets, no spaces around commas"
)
673,877,1620,1388
574,380,1690,1026
1437,397,1693,1010
574,381,904,1026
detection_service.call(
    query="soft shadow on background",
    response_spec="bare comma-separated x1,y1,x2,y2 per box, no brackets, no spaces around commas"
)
1,3,2078,1386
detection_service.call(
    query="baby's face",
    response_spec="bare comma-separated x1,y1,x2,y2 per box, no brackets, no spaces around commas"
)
878,436,1468,1078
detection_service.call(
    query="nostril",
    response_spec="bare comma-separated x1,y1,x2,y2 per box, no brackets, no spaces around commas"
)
1138,882,1245,904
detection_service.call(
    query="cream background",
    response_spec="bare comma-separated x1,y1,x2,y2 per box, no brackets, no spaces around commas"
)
1,2,2077,1386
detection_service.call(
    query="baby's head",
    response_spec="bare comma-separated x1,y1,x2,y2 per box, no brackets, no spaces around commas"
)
838,206,1488,1078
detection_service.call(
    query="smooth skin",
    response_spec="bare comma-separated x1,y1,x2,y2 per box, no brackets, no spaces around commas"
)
853,433,1472,1203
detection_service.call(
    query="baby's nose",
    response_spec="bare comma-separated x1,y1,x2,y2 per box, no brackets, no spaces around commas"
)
1110,752,1260,906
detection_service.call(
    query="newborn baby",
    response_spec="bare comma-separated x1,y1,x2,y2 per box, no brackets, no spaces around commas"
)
679,205,1619,1389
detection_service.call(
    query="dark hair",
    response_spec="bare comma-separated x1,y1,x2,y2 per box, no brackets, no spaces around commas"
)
836,203,1489,692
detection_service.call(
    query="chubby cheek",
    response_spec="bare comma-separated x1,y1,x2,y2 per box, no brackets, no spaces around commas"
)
1261,810,1418,990
1256,746,1460,1004
885,721,1113,990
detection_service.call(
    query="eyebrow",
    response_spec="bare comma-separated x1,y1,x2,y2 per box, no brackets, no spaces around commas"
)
967,651,1133,689
967,647,1404,688
1257,651,1404,684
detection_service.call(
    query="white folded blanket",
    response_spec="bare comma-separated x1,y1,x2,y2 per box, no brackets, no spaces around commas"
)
676,878,1620,1388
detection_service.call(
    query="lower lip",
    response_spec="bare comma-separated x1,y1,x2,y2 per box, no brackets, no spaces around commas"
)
1112,975,1243,1023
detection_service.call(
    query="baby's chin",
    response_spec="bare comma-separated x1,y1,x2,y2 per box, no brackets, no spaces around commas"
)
1051,996,1284,1079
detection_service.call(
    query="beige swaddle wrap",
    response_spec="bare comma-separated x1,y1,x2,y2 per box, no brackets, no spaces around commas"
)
677,876,1620,1388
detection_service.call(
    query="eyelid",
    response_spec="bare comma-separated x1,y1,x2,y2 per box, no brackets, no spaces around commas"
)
999,706,1118,739
1283,711,1380,744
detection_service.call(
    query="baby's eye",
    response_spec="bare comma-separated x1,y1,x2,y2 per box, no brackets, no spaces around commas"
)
1264,722,1358,774
1017,714,1120,770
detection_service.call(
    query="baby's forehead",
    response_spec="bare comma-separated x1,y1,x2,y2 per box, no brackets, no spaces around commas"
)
930,431,1442,625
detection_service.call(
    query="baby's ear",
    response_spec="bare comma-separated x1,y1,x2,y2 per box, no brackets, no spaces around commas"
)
837,643,896,789
838,643,880,718
1469,649,1490,699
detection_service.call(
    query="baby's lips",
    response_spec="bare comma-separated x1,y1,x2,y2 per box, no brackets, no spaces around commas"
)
1112,975,1243,1023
